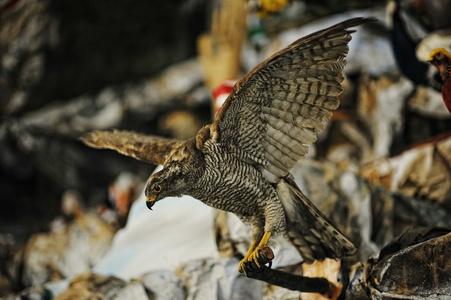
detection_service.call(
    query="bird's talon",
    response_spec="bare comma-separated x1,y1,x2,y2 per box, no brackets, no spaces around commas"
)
238,260,249,276
248,249,262,268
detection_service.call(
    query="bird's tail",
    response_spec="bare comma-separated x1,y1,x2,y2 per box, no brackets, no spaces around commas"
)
277,177,357,263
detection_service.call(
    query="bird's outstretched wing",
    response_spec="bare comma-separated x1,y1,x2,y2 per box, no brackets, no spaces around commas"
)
212,18,372,183
81,130,183,165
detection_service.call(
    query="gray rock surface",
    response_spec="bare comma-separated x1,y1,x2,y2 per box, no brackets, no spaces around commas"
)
176,257,264,300
141,270,186,300
22,214,115,287
53,273,148,300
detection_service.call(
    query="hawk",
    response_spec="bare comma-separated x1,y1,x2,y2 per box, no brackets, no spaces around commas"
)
82,17,372,274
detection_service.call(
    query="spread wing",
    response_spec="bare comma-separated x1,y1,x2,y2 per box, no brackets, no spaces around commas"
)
81,130,183,165
212,17,372,183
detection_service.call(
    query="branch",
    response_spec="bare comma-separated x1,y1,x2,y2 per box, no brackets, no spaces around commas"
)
243,247,336,296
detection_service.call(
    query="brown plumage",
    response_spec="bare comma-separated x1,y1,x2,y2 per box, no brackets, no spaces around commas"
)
82,18,373,274
82,130,182,164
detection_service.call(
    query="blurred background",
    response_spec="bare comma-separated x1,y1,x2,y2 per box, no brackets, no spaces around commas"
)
1,0,451,298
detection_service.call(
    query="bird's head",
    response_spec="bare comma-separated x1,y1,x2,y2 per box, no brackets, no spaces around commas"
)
427,48,451,66
427,48,451,81
144,139,203,210
144,163,182,210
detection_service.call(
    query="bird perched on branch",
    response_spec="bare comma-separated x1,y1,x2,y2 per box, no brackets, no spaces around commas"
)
82,17,372,274
427,48,451,113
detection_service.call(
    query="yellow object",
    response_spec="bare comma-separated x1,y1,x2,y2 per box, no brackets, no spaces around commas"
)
258,0,289,18
260,0,289,12
238,231,272,274
427,48,451,61
239,240,258,274
257,231,271,249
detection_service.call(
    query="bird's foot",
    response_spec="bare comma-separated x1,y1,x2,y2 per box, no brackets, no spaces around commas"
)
248,246,264,266
238,249,263,276
238,240,257,276
238,258,249,276
239,245,273,276
238,232,272,276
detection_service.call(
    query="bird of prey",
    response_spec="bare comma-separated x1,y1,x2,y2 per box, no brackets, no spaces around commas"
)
427,48,451,113
82,17,371,274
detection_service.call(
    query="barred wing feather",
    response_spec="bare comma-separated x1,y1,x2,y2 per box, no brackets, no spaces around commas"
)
213,18,372,183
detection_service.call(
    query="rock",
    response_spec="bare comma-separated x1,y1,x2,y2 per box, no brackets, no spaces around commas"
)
362,227,451,299
263,285,300,300
140,270,186,300
54,272,148,300
22,213,115,287
0,234,24,297
358,75,414,159
344,227,451,300
0,285,53,300
176,257,264,300
408,85,451,118
111,281,149,300
42,280,70,299
0,0,58,116
0,274,12,298
360,135,451,211
324,120,373,172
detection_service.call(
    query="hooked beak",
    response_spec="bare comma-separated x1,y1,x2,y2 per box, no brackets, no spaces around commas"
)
146,195,156,210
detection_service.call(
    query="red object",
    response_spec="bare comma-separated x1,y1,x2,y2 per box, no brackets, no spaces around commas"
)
442,78,451,113
212,79,237,116
440,57,451,113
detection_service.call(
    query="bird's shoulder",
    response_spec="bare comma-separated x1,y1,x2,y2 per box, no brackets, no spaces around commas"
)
164,137,200,164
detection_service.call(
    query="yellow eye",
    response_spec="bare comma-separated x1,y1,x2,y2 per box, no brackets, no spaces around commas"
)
153,185,162,193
